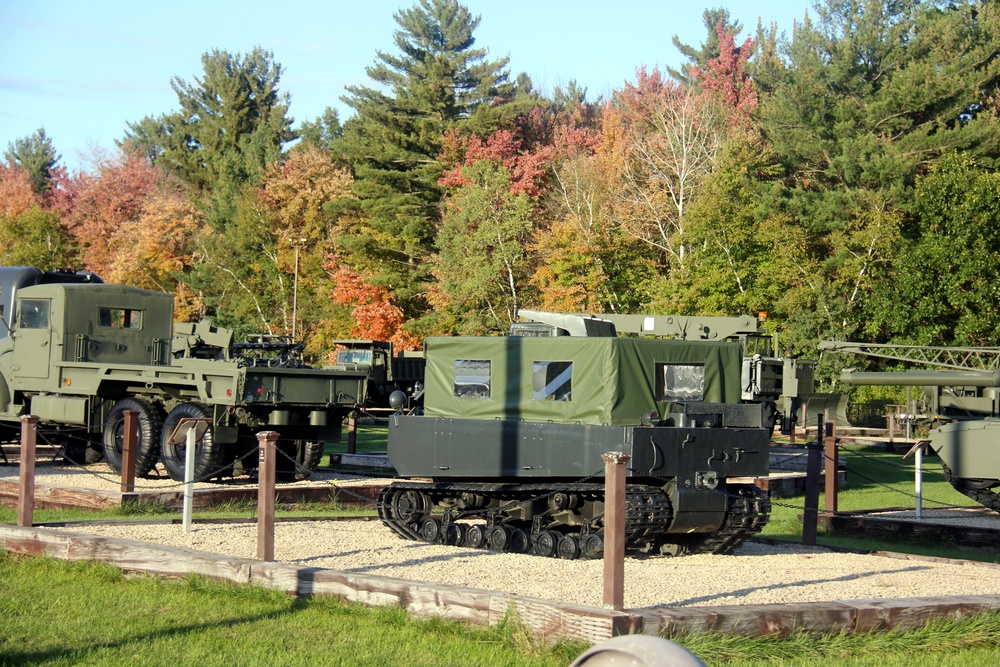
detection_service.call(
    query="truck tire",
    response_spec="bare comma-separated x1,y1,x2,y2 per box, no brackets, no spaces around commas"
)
160,402,227,482
103,398,164,476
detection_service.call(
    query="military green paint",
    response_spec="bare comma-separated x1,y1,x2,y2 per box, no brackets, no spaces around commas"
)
421,336,742,426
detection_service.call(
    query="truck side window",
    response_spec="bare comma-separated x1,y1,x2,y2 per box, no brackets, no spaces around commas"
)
19,300,49,329
99,307,142,329
454,359,490,398
532,361,572,401
656,363,705,401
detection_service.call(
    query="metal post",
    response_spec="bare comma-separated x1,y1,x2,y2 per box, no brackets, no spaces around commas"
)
120,410,138,493
824,419,838,514
17,415,39,527
183,426,198,533
602,451,629,610
257,431,279,561
802,414,823,546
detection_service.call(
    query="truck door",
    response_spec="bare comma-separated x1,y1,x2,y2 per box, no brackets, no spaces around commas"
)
12,298,52,379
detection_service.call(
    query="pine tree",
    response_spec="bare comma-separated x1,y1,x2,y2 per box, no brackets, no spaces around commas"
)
123,48,296,195
4,128,60,194
335,0,516,317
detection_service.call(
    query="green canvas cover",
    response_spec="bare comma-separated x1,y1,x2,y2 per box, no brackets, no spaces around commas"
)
423,336,742,426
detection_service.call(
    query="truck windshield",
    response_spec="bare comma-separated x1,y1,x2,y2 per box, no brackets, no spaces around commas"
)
337,350,373,364
19,300,49,329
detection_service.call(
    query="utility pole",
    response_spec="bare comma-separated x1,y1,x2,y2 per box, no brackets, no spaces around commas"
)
290,237,307,341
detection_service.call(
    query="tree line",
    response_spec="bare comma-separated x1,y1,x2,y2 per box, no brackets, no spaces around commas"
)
2,0,999,387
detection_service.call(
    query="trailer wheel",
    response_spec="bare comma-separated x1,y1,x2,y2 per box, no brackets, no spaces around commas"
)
160,403,227,482
102,398,164,476
288,440,324,481
62,434,105,465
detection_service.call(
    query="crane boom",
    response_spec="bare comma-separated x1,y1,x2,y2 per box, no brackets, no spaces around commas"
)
818,341,1000,371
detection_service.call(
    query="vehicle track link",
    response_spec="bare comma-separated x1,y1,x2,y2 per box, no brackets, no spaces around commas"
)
942,463,1000,514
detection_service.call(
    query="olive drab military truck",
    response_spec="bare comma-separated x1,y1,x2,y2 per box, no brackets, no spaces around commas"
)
0,267,369,482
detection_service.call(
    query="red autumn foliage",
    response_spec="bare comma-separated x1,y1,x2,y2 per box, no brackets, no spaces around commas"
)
689,25,758,127
327,255,420,350
0,162,42,218
439,106,601,199
60,149,167,275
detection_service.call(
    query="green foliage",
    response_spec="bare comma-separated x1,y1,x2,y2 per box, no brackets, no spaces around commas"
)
668,8,743,84
123,48,296,197
4,127,60,194
0,206,71,269
296,107,344,151
868,154,1000,345
335,0,520,317
434,160,534,333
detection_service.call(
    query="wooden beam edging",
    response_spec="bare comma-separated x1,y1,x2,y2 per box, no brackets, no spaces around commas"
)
3,525,1000,643
0,480,386,512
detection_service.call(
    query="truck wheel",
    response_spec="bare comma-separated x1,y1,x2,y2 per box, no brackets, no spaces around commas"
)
160,403,227,482
102,398,164,476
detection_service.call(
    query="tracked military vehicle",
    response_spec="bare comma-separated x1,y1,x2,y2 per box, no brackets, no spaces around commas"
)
378,313,772,559
0,269,368,481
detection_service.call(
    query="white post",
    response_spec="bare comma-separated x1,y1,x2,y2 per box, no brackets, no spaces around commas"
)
183,426,197,533
915,441,924,519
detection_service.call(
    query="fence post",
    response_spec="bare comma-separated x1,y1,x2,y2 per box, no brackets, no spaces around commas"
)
802,415,823,546
602,451,629,610
120,410,138,493
257,430,279,561
17,415,39,527
824,419,838,514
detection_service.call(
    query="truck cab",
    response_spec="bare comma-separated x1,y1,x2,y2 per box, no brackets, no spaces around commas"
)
0,283,173,406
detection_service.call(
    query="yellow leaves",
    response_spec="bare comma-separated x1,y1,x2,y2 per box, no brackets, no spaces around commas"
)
104,190,201,294
258,146,355,240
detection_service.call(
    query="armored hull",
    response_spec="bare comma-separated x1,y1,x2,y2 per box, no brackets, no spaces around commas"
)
931,419,1000,513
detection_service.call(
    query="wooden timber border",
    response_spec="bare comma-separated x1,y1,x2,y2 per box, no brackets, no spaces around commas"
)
2,524,1000,643
818,508,1000,551
0,478,383,511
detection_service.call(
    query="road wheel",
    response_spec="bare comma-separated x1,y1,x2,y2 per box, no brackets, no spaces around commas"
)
160,402,227,482
102,398,164,476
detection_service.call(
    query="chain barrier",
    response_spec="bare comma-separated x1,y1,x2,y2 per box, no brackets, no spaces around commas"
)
17,421,964,520
16,426,265,492
837,445,957,508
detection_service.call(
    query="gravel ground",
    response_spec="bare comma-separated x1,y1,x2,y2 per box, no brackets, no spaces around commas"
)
6,461,1000,610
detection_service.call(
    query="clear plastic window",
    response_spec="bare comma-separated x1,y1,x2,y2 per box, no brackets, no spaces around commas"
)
454,359,491,398
19,300,49,329
532,361,573,401
656,363,705,401
98,307,142,329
